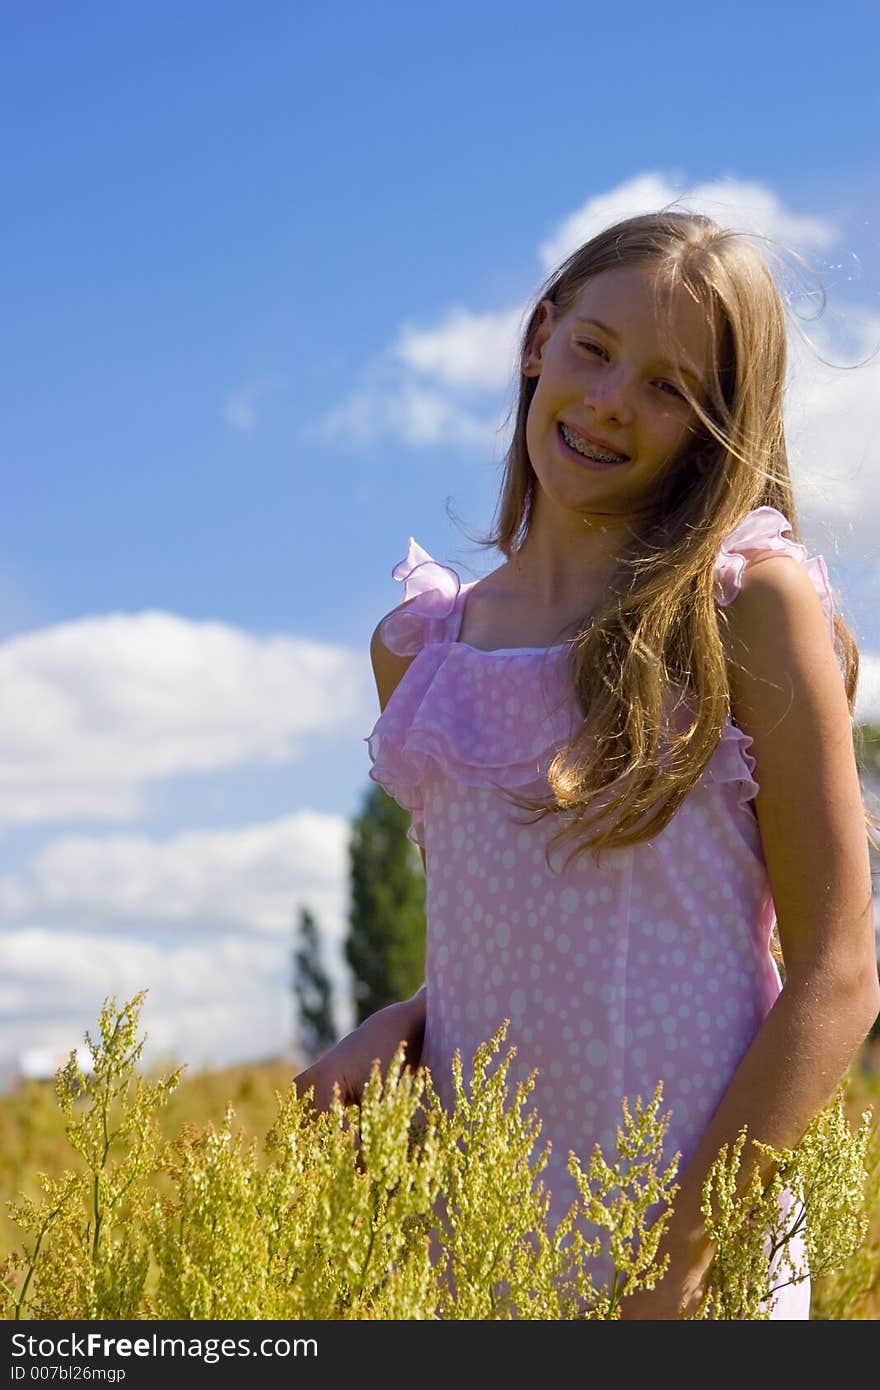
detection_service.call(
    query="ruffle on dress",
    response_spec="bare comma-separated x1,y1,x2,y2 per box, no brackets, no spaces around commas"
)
714,505,836,643
692,710,759,810
366,508,833,840
366,639,579,847
377,538,462,657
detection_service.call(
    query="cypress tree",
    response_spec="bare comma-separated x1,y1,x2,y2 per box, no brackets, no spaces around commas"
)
292,905,337,1062
347,783,426,1024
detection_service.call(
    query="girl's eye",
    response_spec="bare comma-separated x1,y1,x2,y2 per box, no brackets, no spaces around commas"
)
577,341,685,398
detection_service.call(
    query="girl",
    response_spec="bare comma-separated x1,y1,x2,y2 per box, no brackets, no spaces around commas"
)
295,210,880,1319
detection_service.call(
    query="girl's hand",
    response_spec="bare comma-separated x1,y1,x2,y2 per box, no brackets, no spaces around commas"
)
293,987,427,1115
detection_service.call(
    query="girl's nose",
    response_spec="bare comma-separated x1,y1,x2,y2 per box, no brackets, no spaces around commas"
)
584,367,635,423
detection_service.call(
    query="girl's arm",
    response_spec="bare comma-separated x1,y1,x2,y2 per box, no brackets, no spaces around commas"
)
644,555,879,1313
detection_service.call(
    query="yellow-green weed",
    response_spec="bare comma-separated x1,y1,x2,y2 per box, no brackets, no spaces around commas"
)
1,994,876,1320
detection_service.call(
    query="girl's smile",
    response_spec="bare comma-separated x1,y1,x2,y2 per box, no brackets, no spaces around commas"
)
557,420,630,469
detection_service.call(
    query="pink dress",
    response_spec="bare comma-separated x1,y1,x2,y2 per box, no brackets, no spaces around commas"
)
366,506,834,1319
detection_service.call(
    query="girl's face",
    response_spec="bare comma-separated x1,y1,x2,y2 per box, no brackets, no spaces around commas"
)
523,264,715,524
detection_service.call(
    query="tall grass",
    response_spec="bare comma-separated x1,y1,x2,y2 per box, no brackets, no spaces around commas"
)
1,994,878,1319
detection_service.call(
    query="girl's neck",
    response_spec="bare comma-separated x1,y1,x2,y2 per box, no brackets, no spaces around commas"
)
507,510,640,608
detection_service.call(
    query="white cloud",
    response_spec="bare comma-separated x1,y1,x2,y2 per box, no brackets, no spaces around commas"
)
0,811,358,1076
536,173,836,273
782,311,880,552
856,651,880,725
0,613,379,1080
0,613,369,831
224,376,283,432
0,926,350,1081
392,305,525,393
0,810,348,933
302,365,501,450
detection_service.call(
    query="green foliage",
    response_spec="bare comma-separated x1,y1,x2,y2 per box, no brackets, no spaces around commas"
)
566,1086,682,1316
346,784,426,1022
1,992,182,1319
809,1073,880,1320
693,1094,874,1319
292,906,337,1061
1,995,877,1320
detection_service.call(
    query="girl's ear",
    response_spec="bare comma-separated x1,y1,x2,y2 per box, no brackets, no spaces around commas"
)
522,298,557,377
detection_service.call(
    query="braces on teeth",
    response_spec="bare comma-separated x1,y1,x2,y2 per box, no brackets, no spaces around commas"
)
560,423,625,463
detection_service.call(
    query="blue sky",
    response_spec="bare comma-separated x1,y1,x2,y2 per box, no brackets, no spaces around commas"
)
2,1,879,1082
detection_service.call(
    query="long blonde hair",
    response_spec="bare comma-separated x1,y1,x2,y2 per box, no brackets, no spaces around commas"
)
469,209,879,874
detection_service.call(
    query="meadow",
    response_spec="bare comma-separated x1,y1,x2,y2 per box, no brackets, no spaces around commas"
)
1,995,878,1320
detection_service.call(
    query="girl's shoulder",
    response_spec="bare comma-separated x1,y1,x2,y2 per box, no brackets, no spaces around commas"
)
709,513,868,1003
713,505,834,641
373,507,835,657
